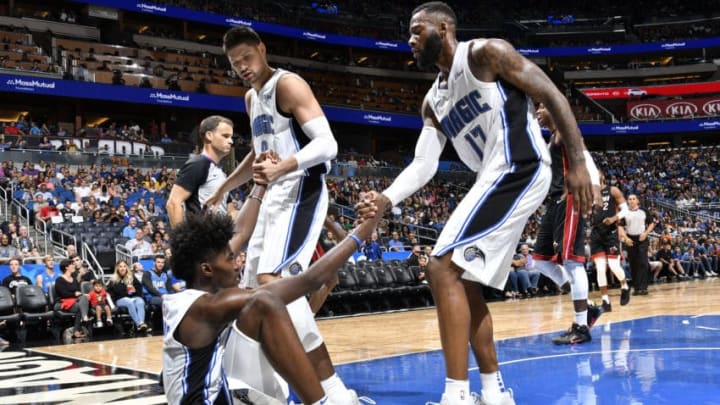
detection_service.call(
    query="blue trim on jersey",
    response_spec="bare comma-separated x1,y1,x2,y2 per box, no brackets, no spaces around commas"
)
496,82,512,166
203,337,223,405
435,162,544,257
272,175,327,274
182,346,190,398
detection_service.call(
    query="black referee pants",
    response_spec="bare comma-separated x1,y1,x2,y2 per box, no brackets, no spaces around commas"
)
627,235,649,291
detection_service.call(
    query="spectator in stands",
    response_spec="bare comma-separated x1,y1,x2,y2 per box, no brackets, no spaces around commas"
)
142,255,169,307
12,225,33,257
76,259,95,283
59,200,76,222
66,243,77,258
508,244,540,298
387,231,405,251
103,206,123,223
88,280,113,328
405,245,423,267
1,257,31,294
37,199,60,223
35,255,59,293
107,260,148,332
54,257,90,340
0,234,19,264
38,136,53,150
77,201,93,219
125,228,154,259
74,179,91,202
362,231,383,261
123,217,139,239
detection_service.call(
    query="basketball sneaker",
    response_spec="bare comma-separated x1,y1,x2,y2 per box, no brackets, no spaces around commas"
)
587,302,604,328
552,323,592,345
620,287,630,306
473,389,515,405
601,300,612,313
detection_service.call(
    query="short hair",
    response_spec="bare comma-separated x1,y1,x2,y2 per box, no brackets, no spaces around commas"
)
59,258,73,272
169,212,234,286
93,279,103,286
223,27,262,54
412,2,457,25
197,115,233,148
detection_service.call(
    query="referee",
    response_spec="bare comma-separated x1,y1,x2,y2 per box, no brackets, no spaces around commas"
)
619,194,656,296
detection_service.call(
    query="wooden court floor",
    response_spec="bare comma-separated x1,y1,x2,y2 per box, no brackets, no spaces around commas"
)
31,277,720,375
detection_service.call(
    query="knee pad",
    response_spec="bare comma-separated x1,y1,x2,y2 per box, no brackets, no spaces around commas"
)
567,260,589,301
286,297,324,352
607,257,626,281
594,257,608,287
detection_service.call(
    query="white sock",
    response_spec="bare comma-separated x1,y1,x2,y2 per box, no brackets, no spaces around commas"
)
311,395,329,405
621,283,629,290
480,371,507,401
602,294,609,303
321,373,352,403
444,378,470,403
575,310,588,327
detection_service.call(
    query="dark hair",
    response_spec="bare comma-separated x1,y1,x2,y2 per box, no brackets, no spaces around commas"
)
169,212,234,286
197,115,233,148
59,258,73,272
93,279,103,286
223,27,262,54
412,1,457,25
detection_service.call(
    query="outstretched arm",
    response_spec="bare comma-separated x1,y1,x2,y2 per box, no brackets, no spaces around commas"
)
471,38,592,215
373,101,445,211
261,198,387,304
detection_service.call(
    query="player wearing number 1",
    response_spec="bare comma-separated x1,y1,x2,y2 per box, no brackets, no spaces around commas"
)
363,2,593,404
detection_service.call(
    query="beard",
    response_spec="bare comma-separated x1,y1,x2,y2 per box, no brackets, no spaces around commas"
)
416,31,442,70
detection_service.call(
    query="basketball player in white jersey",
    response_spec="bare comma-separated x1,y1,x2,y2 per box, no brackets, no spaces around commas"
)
361,3,593,404
205,27,358,403
163,186,385,405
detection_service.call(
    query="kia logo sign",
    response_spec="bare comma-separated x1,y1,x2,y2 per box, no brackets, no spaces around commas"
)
630,104,661,120
665,102,698,117
702,99,720,115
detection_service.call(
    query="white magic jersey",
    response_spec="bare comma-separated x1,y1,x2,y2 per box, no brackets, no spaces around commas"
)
248,68,330,181
163,289,231,405
427,41,550,174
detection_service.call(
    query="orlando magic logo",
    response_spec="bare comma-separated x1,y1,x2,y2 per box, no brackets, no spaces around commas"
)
288,262,303,275
463,246,485,262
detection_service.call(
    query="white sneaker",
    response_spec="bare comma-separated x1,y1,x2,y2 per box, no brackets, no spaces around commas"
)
472,389,515,405
95,320,103,328
426,393,470,405
348,389,376,404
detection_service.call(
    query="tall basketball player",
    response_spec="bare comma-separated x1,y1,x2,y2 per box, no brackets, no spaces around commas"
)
361,3,592,404
204,27,358,404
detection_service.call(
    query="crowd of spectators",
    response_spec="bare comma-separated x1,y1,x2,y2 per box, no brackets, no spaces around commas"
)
1,141,720,345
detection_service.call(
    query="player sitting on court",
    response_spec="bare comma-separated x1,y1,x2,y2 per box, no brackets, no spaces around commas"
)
162,196,385,404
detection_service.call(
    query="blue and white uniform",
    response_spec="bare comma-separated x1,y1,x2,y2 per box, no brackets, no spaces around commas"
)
225,69,336,397
384,40,551,290
163,289,232,405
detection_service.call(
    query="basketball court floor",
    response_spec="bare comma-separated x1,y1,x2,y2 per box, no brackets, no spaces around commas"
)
1,278,718,404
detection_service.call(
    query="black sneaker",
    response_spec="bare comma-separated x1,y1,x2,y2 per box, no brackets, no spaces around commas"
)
601,301,612,312
587,303,605,328
620,288,631,306
552,323,592,345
